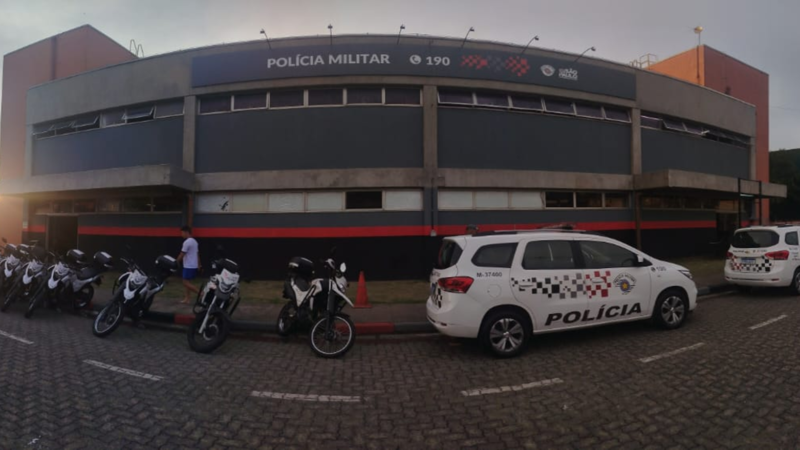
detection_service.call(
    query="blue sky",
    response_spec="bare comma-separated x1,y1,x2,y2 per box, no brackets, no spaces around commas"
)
1,0,799,149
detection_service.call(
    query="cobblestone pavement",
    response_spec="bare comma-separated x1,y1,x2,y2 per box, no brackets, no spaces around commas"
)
2,291,800,449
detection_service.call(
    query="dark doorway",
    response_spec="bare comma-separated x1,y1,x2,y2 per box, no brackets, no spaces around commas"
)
713,212,738,256
47,215,78,256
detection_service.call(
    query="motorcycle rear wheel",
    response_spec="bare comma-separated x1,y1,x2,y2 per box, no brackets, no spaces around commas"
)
1,283,20,313
309,313,355,359
187,311,230,354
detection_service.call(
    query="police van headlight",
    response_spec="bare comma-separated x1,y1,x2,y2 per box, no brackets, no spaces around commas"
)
679,270,693,280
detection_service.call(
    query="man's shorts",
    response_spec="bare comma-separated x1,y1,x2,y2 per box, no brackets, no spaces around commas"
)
183,268,198,280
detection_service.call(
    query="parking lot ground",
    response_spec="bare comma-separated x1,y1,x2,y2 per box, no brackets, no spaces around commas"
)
2,289,800,449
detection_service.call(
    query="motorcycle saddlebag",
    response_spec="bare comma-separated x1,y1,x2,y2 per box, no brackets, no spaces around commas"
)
155,255,178,273
93,251,114,269
67,249,87,265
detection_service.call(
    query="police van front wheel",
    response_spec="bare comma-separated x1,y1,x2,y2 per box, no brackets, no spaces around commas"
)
480,309,531,358
653,290,689,330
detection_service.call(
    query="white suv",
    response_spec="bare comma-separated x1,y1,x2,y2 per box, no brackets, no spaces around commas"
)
724,226,800,292
426,230,698,357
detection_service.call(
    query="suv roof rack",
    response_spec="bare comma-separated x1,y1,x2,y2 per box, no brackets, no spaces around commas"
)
473,229,591,237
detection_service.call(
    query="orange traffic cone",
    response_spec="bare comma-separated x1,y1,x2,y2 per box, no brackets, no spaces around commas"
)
353,271,372,309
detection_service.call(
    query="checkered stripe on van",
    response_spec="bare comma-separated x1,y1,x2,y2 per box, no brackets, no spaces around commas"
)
512,273,584,299
730,259,772,273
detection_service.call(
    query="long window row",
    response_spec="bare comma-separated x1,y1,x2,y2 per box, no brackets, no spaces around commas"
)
640,196,740,212
641,113,750,149
33,99,185,140
199,87,421,115
195,190,423,214
31,196,184,214
437,89,631,123
438,190,630,211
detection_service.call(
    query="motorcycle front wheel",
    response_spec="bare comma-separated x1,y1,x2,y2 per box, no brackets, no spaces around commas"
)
1,283,20,313
187,311,230,354
276,302,298,337
73,284,95,310
309,313,355,359
24,284,47,319
93,297,126,338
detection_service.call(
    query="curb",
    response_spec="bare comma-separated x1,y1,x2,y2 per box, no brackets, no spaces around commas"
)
99,284,728,337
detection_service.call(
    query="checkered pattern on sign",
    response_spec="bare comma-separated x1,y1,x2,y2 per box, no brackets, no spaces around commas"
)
461,55,489,69
504,56,530,77
460,55,530,77
730,259,772,273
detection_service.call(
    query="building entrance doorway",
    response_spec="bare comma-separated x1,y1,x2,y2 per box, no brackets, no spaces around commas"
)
47,215,78,255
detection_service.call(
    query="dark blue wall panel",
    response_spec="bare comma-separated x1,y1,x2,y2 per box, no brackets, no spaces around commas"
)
641,129,749,178
32,118,183,175
195,107,423,173
438,108,631,174
193,211,424,228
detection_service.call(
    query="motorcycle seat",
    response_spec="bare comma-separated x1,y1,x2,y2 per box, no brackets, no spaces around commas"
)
77,266,101,281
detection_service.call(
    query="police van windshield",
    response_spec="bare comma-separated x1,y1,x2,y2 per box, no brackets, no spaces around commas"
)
436,240,462,269
732,230,780,249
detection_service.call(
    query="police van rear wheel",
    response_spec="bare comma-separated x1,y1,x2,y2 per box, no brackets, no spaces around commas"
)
480,309,530,358
790,269,800,295
653,290,688,330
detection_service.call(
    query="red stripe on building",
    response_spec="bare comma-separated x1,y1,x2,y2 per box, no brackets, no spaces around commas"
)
22,225,46,233
78,226,182,237
73,220,716,238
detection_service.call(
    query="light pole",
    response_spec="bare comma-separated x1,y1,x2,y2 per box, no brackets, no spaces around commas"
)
694,26,703,84
573,46,595,63
397,24,405,44
460,27,474,49
519,35,539,55
328,24,333,46
259,29,271,50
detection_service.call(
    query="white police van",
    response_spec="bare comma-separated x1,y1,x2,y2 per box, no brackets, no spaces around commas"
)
426,230,698,357
724,225,800,292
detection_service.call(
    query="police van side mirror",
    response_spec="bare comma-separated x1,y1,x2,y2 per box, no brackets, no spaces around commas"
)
636,254,652,267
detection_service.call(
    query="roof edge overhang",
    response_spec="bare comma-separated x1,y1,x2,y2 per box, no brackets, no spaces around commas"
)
0,165,194,197
634,170,786,198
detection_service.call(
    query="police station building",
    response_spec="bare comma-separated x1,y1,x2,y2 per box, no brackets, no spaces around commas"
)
0,26,786,279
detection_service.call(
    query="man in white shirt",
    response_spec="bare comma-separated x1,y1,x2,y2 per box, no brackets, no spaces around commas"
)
177,226,201,304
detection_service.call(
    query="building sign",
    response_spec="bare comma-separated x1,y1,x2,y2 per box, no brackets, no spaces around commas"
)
192,43,636,99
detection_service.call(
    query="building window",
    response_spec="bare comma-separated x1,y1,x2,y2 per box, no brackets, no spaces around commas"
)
73,200,96,213
576,192,602,208
475,191,509,209
438,89,474,105
122,198,152,213
52,200,73,213
268,193,304,212
662,118,686,132
510,191,544,209
154,100,184,118
545,192,575,208
684,122,704,135
345,191,383,210
438,191,474,210
270,90,304,108
308,88,343,106
101,110,126,127
231,193,267,212
232,93,267,110
73,115,100,131
97,199,122,213
347,87,383,105
640,115,662,129
199,96,232,114
307,192,344,211
575,103,603,119
604,193,630,208
604,107,630,122
52,121,76,135
384,88,420,105
152,196,184,212
385,191,423,210
32,123,55,139
196,194,230,213
475,92,509,108
124,106,155,123
543,99,575,115
510,95,543,111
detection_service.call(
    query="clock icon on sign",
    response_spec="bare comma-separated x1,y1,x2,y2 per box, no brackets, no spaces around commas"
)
410,55,422,65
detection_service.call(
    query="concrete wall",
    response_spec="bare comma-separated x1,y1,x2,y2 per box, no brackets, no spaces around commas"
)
195,107,422,173
438,108,631,174
641,129,749,178
32,118,183,175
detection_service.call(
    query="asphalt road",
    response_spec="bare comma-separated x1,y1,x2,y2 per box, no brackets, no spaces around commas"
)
2,291,800,449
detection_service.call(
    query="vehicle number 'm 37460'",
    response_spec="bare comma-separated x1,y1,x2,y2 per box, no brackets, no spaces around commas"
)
476,272,502,278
